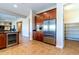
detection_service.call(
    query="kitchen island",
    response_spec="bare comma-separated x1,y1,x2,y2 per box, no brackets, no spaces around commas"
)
0,31,19,49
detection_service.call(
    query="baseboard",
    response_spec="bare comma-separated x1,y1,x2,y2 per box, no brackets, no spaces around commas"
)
66,38,79,41
56,45,64,49
22,34,29,38
22,35,33,41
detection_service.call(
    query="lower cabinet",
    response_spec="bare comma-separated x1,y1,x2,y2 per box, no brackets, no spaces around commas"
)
33,31,43,41
0,33,6,49
0,32,19,49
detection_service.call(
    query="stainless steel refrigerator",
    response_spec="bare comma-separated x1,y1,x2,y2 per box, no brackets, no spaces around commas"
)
42,19,56,45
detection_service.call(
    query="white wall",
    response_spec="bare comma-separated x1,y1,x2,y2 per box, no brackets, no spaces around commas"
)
64,4,79,24
56,4,64,49
14,17,30,37
22,17,30,37
29,9,36,40
29,10,33,40
15,9,33,39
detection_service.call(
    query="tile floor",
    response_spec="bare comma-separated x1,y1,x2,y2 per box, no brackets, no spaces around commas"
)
0,36,79,55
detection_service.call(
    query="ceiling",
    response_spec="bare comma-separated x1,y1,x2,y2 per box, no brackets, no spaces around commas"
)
64,3,79,11
0,3,56,18
0,13,20,20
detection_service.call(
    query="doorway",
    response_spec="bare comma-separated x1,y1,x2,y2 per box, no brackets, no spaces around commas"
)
64,4,79,49
17,21,22,33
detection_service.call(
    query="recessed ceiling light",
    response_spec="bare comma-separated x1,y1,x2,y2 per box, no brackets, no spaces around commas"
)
44,13,47,14
13,4,18,8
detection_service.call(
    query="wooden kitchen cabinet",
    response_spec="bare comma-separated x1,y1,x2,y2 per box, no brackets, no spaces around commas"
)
0,33,6,49
35,8,56,24
35,15,44,25
16,32,19,44
33,31,37,40
48,8,56,19
42,8,56,20
34,8,56,41
36,31,43,41
33,31,43,41
0,32,19,49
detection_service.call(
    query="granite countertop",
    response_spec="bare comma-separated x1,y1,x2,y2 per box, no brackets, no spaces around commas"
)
0,31,19,34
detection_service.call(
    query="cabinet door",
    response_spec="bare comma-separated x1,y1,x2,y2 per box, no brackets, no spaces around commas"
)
35,16,40,24
35,16,43,25
33,31,43,41
36,31,43,41
33,31,37,40
0,34,6,49
48,8,56,19
16,32,19,44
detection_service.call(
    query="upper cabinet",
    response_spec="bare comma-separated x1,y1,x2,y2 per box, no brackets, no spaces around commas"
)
35,8,56,24
35,15,44,25
48,8,56,19
42,8,56,20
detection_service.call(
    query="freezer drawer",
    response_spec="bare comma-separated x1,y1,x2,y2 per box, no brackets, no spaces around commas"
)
43,36,56,45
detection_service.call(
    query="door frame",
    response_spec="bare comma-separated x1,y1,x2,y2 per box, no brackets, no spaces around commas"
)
17,21,22,33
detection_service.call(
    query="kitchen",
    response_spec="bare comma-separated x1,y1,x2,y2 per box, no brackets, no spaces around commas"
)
0,13,19,49
33,8,56,45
